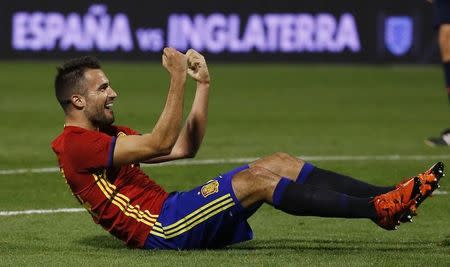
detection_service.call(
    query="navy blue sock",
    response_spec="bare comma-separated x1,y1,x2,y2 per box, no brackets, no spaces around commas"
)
296,163,394,198
296,162,315,184
444,62,450,102
273,178,376,219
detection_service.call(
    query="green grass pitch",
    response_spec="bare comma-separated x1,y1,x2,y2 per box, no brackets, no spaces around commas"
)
0,61,449,266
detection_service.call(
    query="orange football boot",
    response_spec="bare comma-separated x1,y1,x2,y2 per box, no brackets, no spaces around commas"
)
372,177,420,230
398,162,445,222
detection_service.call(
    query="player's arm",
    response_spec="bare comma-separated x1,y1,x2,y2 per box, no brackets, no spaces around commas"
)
142,49,210,163
112,48,187,167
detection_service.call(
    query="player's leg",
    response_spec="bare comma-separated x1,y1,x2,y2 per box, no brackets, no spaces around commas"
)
425,24,450,145
437,0,450,101
439,24,450,98
232,166,374,218
250,152,394,197
231,166,419,230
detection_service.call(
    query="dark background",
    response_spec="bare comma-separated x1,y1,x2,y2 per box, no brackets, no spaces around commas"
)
0,0,439,63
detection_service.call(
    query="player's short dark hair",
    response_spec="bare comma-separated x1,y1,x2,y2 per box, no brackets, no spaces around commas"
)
54,56,101,111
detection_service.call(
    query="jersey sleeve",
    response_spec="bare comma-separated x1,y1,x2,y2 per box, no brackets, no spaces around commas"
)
67,131,116,170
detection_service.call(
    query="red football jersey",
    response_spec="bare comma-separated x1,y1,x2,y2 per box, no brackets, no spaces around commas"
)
51,125,168,248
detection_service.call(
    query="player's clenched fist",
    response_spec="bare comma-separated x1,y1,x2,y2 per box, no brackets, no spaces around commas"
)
162,47,187,76
186,49,210,83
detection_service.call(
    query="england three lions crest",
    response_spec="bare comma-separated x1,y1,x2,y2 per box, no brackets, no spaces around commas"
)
384,16,413,56
201,180,219,197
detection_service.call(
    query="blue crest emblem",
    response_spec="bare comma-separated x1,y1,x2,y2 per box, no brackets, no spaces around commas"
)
384,16,413,56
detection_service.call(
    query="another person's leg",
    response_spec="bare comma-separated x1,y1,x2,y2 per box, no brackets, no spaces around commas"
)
440,24,450,100
426,0,450,146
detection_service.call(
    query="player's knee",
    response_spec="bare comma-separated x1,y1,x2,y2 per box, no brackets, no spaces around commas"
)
247,167,279,191
440,25,450,61
235,166,278,188
247,166,272,177
441,24,450,35
231,168,279,207
233,167,273,191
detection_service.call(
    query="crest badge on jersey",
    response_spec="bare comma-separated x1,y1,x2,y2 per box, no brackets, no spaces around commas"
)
201,180,219,197
384,16,413,56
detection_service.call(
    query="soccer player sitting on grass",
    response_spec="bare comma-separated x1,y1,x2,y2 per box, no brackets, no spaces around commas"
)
51,48,444,250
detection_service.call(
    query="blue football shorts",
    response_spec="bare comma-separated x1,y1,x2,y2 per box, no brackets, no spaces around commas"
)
434,0,450,27
144,164,258,250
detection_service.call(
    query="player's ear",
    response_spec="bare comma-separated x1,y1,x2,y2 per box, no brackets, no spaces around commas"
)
71,94,85,109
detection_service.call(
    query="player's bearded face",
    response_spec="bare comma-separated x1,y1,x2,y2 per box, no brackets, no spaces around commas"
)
82,69,117,127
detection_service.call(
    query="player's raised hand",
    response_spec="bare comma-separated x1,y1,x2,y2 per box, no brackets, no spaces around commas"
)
162,47,187,76
186,49,210,83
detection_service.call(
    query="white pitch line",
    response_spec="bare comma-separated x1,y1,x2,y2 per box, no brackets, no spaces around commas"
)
0,167,59,175
0,208,84,216
433,190,448,195
0,190,448,217
1,154,450,176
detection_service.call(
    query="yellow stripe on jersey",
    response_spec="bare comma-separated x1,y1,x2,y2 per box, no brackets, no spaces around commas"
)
94,175,154,226
94,175,157,223
150,194,235,239
92,171,158,227
94,171,158,219
95,177,156,225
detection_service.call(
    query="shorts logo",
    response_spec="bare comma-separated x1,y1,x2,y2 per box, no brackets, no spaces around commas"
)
201,180,219,198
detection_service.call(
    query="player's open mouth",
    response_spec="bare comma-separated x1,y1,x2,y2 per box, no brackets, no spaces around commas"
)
105,103,113,109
